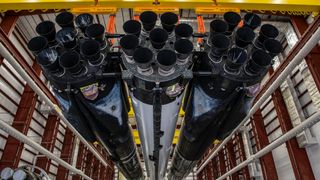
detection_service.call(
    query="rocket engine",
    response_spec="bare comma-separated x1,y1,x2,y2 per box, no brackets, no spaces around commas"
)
120,11,193,180
168,12,283,179
27,12,143,180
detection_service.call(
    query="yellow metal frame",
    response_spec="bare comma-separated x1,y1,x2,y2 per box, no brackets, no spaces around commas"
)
0,0,319,15
132,129,180,145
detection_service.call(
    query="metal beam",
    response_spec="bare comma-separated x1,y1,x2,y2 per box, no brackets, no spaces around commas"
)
226,140,238,180
0,15,22,170
218,149,226,177
197,170,204,180
211,157,219,179
272,88,315,180
0,63,41,169
56,128,75,179
84,152,94,176
196,14,320,174
236,133,250,180
72,143,87,180
36,115,60,172
0,14,17,66
291,16,320,91
0,0,319,14
205,161,213,180
95,162,102,179
0,14,18,36
251,110,278,180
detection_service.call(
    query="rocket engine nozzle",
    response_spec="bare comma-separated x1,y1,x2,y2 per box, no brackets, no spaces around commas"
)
36,21,56,44
235,27,255,48
174,39,193,61
56,12,75,29
140,11,158,31
225,47,247,73
120,35,139,57
75,13,93,34
244,13,261,30
80,39,103,66
37,48,62,73
264,38,283,58
223,11,241,32
210,19,228,37
86,24,106,48
246,49,272,75
123,20,142,37
160,12,178,34
27,36,48,55
150,28,168,49
157,49,177,74
258,24,279,44
133,47,153,70
210,34,230,59
56,27,77,50
175,23,193,40
59,51,84,75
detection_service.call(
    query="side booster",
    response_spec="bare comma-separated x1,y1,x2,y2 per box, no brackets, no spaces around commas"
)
120,11,193,180
169,12,283,179
28,12,144,179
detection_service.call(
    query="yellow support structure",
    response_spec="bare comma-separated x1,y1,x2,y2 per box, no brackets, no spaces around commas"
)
132,129,180,145
0,0,319,15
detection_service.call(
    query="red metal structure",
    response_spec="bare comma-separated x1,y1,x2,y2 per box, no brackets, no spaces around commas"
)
291,16,320,92
0,60,42,169
272,86,315,179
36,115,60,172
251,109,278,179
72,143,88,180
236,133,250,180
56,128,75,179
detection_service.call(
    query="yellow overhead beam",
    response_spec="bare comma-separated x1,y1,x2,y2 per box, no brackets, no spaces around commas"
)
0,0,94,13
216,0,320,13
0,0,319,14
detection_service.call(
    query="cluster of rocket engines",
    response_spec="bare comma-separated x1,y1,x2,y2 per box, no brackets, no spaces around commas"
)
24,10,282,180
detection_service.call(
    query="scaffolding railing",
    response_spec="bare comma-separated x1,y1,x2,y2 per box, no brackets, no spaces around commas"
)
196,16,320,176
0,42,112,180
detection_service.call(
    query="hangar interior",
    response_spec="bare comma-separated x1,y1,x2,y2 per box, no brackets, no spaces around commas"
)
0,0,320,180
